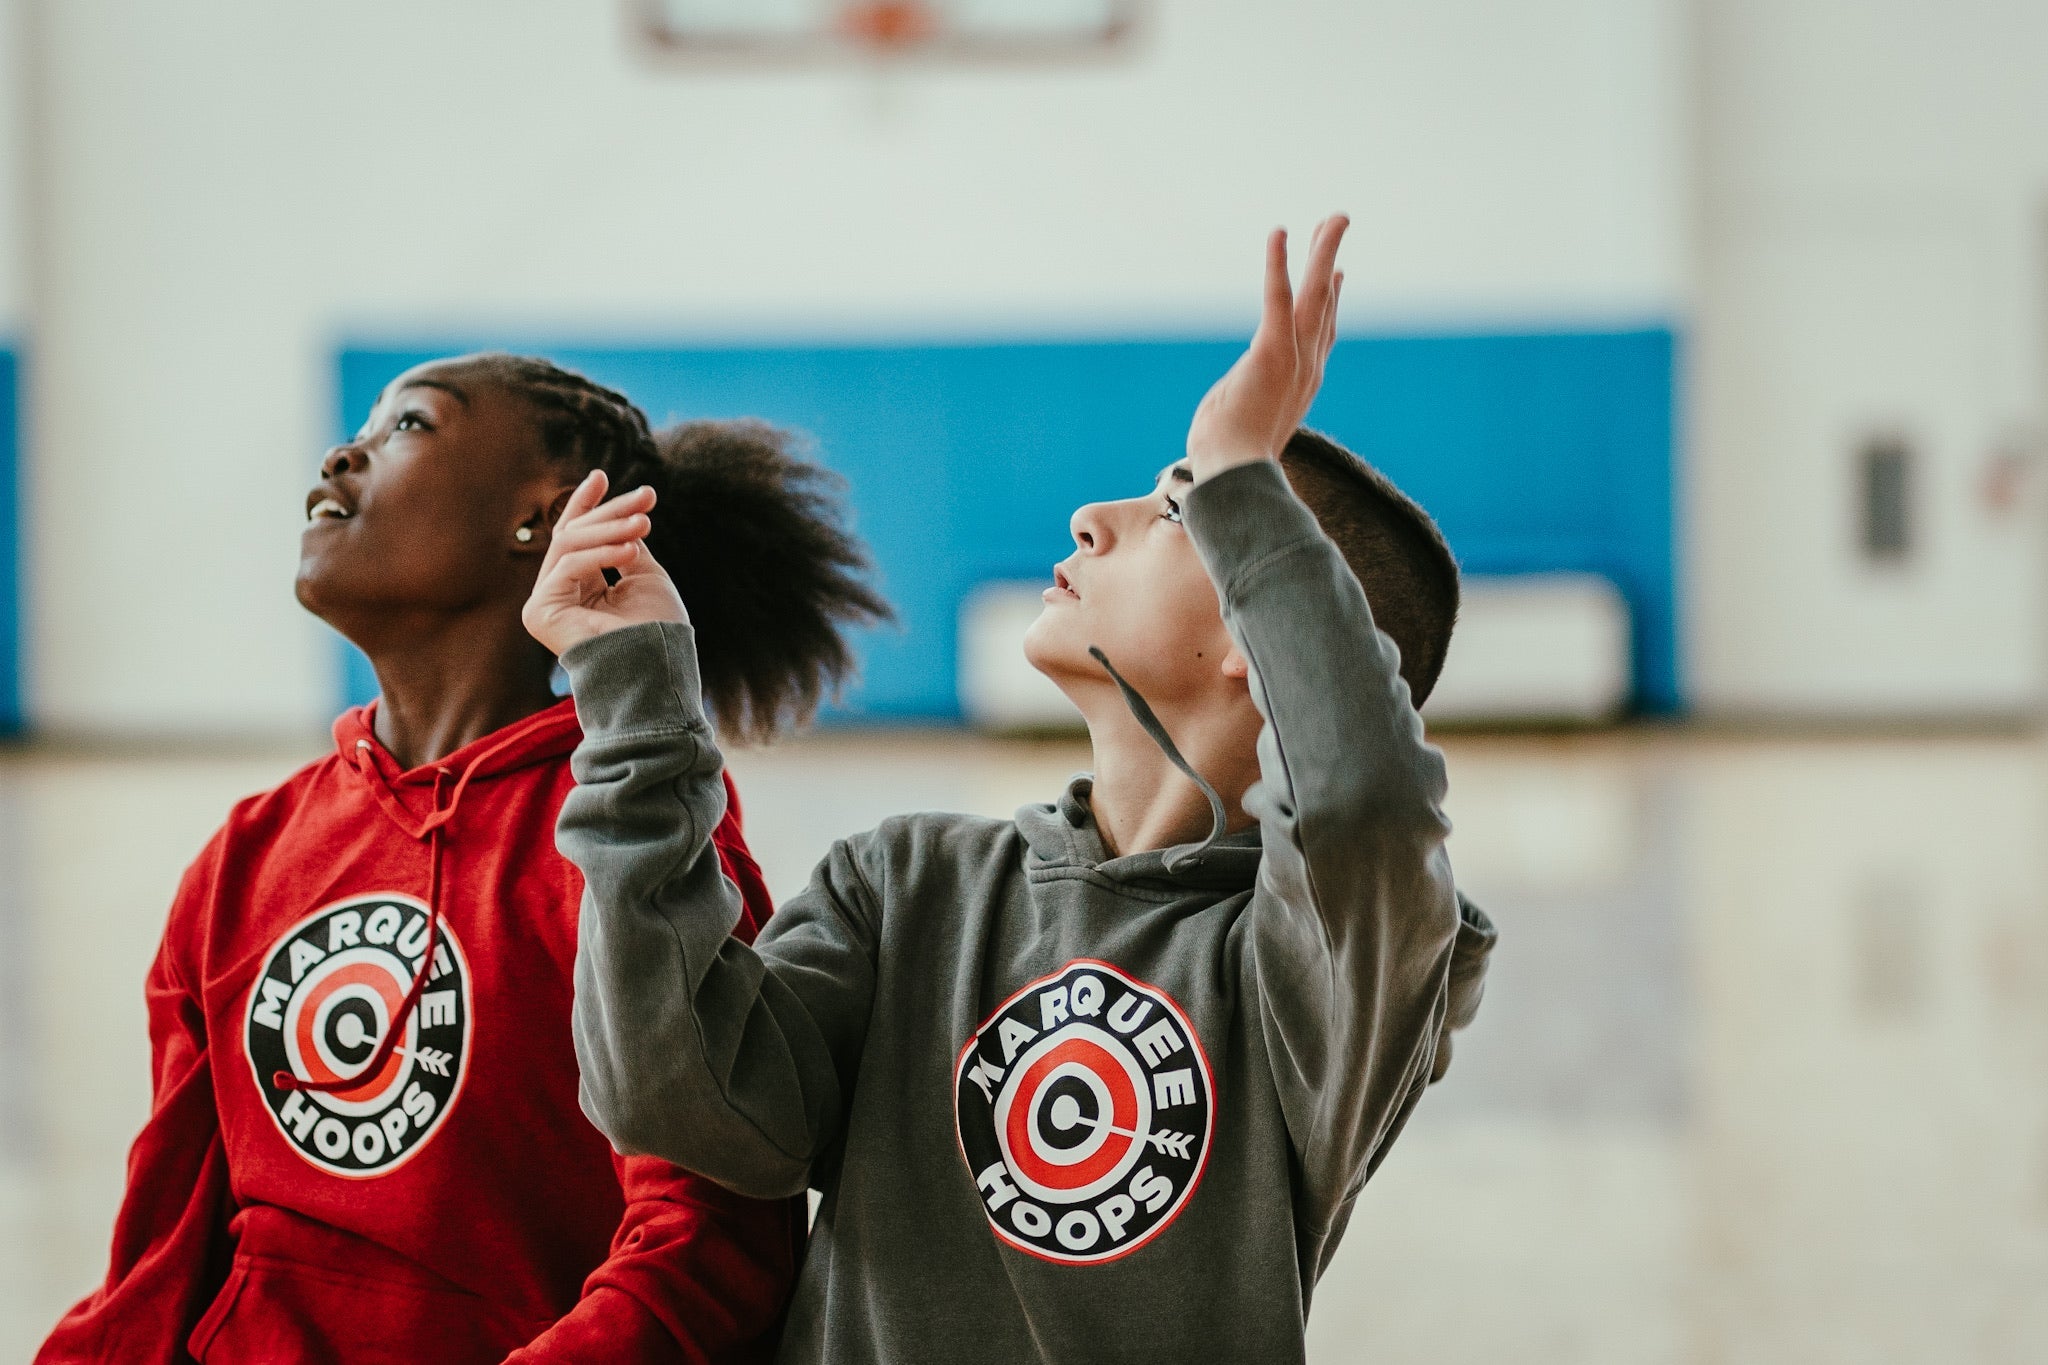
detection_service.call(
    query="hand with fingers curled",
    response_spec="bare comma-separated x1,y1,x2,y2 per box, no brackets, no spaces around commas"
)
521,469,689,656
1185,213,1349,482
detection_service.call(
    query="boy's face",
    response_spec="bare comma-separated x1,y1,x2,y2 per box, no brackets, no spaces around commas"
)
1023,462,1242,705
296,358,557,630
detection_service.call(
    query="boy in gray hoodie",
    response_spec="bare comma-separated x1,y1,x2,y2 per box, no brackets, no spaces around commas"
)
524,216,1496,1364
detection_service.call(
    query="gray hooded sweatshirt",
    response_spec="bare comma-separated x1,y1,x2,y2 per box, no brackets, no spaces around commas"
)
556,459,1496,1364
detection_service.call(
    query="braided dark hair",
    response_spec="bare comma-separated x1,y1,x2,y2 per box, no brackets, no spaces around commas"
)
460,352,665,492
459,354,894,743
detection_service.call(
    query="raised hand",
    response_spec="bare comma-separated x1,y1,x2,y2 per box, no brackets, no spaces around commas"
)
1184,214,1348,480
522,470,688,656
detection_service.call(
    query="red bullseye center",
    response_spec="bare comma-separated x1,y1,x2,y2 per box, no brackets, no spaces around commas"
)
1006,1037,1138,1192
292,961,406,1099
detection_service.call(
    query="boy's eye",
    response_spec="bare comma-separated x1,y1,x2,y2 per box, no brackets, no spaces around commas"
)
1161,494,1184,525
393,410,431,433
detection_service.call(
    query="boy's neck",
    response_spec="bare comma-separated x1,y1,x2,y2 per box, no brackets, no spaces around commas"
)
347,608,563,771
1079,687,1262,858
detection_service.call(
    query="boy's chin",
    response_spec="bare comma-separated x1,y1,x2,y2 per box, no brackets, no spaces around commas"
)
1019,617,1091,682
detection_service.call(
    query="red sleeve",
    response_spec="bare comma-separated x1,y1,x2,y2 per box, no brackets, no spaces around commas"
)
503,1158,804,1365
502,789,803,1365
720,769,746,837
37,837,237,1365
712,776,772,944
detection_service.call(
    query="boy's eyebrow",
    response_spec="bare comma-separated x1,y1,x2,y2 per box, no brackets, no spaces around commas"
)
1156,463,1194,487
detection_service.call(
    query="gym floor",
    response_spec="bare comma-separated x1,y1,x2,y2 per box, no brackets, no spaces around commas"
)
2,727,2043,1362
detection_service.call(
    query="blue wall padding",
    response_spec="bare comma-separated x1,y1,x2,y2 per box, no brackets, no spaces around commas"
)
338,328,1678,720
0,350,20,734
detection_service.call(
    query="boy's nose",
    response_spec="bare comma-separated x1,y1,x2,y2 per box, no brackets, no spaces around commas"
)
1070,501,1112,553
320,444,360,478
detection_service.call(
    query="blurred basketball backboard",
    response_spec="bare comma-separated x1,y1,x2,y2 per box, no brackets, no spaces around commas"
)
638,0,1139,63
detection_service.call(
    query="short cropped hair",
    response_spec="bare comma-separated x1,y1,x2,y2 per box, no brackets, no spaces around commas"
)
1279,429,1459,707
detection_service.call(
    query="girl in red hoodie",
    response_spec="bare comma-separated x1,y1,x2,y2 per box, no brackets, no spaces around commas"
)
37,355,892,1364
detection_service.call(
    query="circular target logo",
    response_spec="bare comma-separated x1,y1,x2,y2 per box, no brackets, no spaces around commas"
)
244,895,470,1178
955,960,1213,1264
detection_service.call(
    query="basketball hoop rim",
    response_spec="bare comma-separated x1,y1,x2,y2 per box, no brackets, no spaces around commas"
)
632,0,1143,67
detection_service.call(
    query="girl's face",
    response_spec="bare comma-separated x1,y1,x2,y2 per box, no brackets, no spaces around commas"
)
296,358,561,632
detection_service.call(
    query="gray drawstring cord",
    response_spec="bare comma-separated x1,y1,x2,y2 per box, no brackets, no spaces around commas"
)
1089,647,1227,873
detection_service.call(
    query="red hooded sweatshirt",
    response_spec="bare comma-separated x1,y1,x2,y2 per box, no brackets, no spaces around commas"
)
37,698,803,1365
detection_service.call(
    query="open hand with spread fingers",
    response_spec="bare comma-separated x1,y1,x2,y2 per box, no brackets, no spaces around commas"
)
522,469,688,656
1185,214,1348,481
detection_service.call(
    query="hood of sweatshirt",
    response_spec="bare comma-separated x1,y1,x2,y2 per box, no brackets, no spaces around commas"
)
332,697,582,822
1013,647,1264,895
1014,778,1263,894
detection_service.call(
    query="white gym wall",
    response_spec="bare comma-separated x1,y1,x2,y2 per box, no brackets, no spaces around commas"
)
1691,0,2048,718
10,0,2046,734
0,1,24,337
13,0,1686,737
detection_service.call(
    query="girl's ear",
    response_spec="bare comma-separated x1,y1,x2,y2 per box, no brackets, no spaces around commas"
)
513,483,583,557
543,483,580,530
1220,646,1250,681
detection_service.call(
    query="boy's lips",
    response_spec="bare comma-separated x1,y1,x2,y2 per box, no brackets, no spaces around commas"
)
1044,565,1080,604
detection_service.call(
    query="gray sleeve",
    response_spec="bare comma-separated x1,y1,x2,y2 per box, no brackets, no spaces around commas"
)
1182,460,1464,1223
555,620,878,1200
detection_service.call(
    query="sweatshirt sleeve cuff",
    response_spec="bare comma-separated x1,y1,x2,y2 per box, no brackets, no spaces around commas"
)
500,1286,675,1363
560,620,712,739
1180,459,1327,597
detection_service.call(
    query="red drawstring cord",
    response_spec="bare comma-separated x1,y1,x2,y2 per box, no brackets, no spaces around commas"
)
271,726,525,1095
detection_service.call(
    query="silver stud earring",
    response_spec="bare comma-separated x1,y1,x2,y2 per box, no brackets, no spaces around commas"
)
515,527,535,543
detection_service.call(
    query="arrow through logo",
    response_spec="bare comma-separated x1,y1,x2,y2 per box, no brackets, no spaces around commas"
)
1048,1095,1195,1159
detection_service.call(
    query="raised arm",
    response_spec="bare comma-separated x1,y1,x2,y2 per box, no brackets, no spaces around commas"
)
530,474,880,1199
1185,461,1459,1209
1182,218,1467,1224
